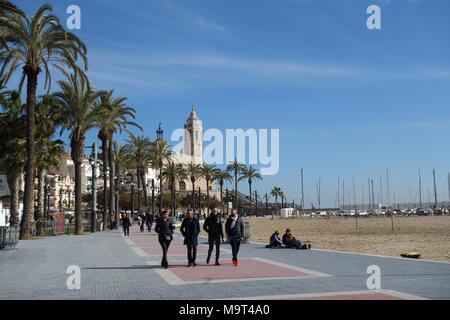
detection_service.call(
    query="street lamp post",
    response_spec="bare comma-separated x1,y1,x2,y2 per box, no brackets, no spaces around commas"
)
89,143,98,232
198,187,202,218
66,187,71,211
128,173,135,220
59,188,63,212
255,190,258,216
151,179,155,214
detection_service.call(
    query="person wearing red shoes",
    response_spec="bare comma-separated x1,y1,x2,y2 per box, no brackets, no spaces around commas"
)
225,209,244,266
203,207,224,265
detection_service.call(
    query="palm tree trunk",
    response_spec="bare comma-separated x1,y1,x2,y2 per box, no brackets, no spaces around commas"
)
7,172,20,228
192,180,196,211
72,137,85,235
206,181,210,215
234,170,238,208
249,182,252,216
101,137,108,231
140,169,148,208
159,168,163,213
36,169,45,236
115,175,120,222
108,135,115,228
171,180,175,216
220,182,224,216
137,166,141,212
20,70,38,240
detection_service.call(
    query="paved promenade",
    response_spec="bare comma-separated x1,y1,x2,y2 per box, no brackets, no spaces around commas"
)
0,224,449,300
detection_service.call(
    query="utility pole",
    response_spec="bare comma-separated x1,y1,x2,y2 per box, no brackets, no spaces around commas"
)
255,190,258,216
352,175,358,229
371,179,374,210
433,168,438,208
265,193,268,216
419,167,422,208
337,176,340,210
386,168,390,208
301,169,304,214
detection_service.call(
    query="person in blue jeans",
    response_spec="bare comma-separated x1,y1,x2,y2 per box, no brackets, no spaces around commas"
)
225,209,244,266
269,231,285,247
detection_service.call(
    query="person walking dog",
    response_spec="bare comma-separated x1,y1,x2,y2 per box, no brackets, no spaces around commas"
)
180,208,200,267
225,208,245,266
155,211,174,269
203,207,224,265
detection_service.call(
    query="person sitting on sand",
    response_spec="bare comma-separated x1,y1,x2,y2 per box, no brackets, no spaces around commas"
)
269,231,285,247
282,229,310,249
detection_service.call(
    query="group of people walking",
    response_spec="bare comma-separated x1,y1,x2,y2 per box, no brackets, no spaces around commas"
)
153,207,245,269
119,206,245,269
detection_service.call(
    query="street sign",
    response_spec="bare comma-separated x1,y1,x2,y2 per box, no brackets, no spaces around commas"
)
0,175,11,197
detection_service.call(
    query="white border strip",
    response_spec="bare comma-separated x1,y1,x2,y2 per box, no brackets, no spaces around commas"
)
131,247,148,257
223,289,428,300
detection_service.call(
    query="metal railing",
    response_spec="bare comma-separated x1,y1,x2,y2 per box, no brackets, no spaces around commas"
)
0,226,20,250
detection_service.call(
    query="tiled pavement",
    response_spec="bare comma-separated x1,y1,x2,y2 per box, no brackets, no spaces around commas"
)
0,224,449,300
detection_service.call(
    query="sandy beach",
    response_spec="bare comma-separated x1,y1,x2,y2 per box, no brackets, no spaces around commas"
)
200,215,450,262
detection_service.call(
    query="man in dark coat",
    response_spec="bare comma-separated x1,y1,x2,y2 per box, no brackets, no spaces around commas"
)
121,213,131,237
203,207,224,265
155,211,174,269
225,209,245,266
180,208,200,267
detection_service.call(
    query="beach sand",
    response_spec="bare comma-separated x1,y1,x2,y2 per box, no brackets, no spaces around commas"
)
200,215,450,262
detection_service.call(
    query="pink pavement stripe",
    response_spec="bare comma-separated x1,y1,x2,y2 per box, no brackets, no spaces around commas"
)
167,259,310,282
140,245,211,256
279,293,404,300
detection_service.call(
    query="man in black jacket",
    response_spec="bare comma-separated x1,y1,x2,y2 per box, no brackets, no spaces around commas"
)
203,207,224,265
225,209,244,266
180,208,200,267
121,213,131,236
155,211,174,269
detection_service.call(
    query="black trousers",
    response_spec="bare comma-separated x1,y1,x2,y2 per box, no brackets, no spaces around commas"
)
230,236,241,261
159,236,172,266
207,238,221,261
123,225,129,236
186,244,198,263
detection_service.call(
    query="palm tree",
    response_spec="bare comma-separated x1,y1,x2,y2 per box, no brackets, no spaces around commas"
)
214,169,232,215
124,135,153,213
201,163,218,215
161,161,186,216
0,90,25,228
270,187,282,219
185,162,202,212
239,165,263,216
150,142,171,213
226,158,245,209
1,3,87,240
53,73,101,235
35,138,63,236
113,141,132,219
93,90,141,227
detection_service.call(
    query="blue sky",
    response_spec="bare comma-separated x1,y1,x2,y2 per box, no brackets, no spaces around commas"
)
11,0,450,207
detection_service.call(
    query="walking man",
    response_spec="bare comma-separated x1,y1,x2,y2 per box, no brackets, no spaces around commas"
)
225,208,244,266
146,211,154,232
121,213,131,237
180,208,200,267
155,211,174,269
203,207,224,265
